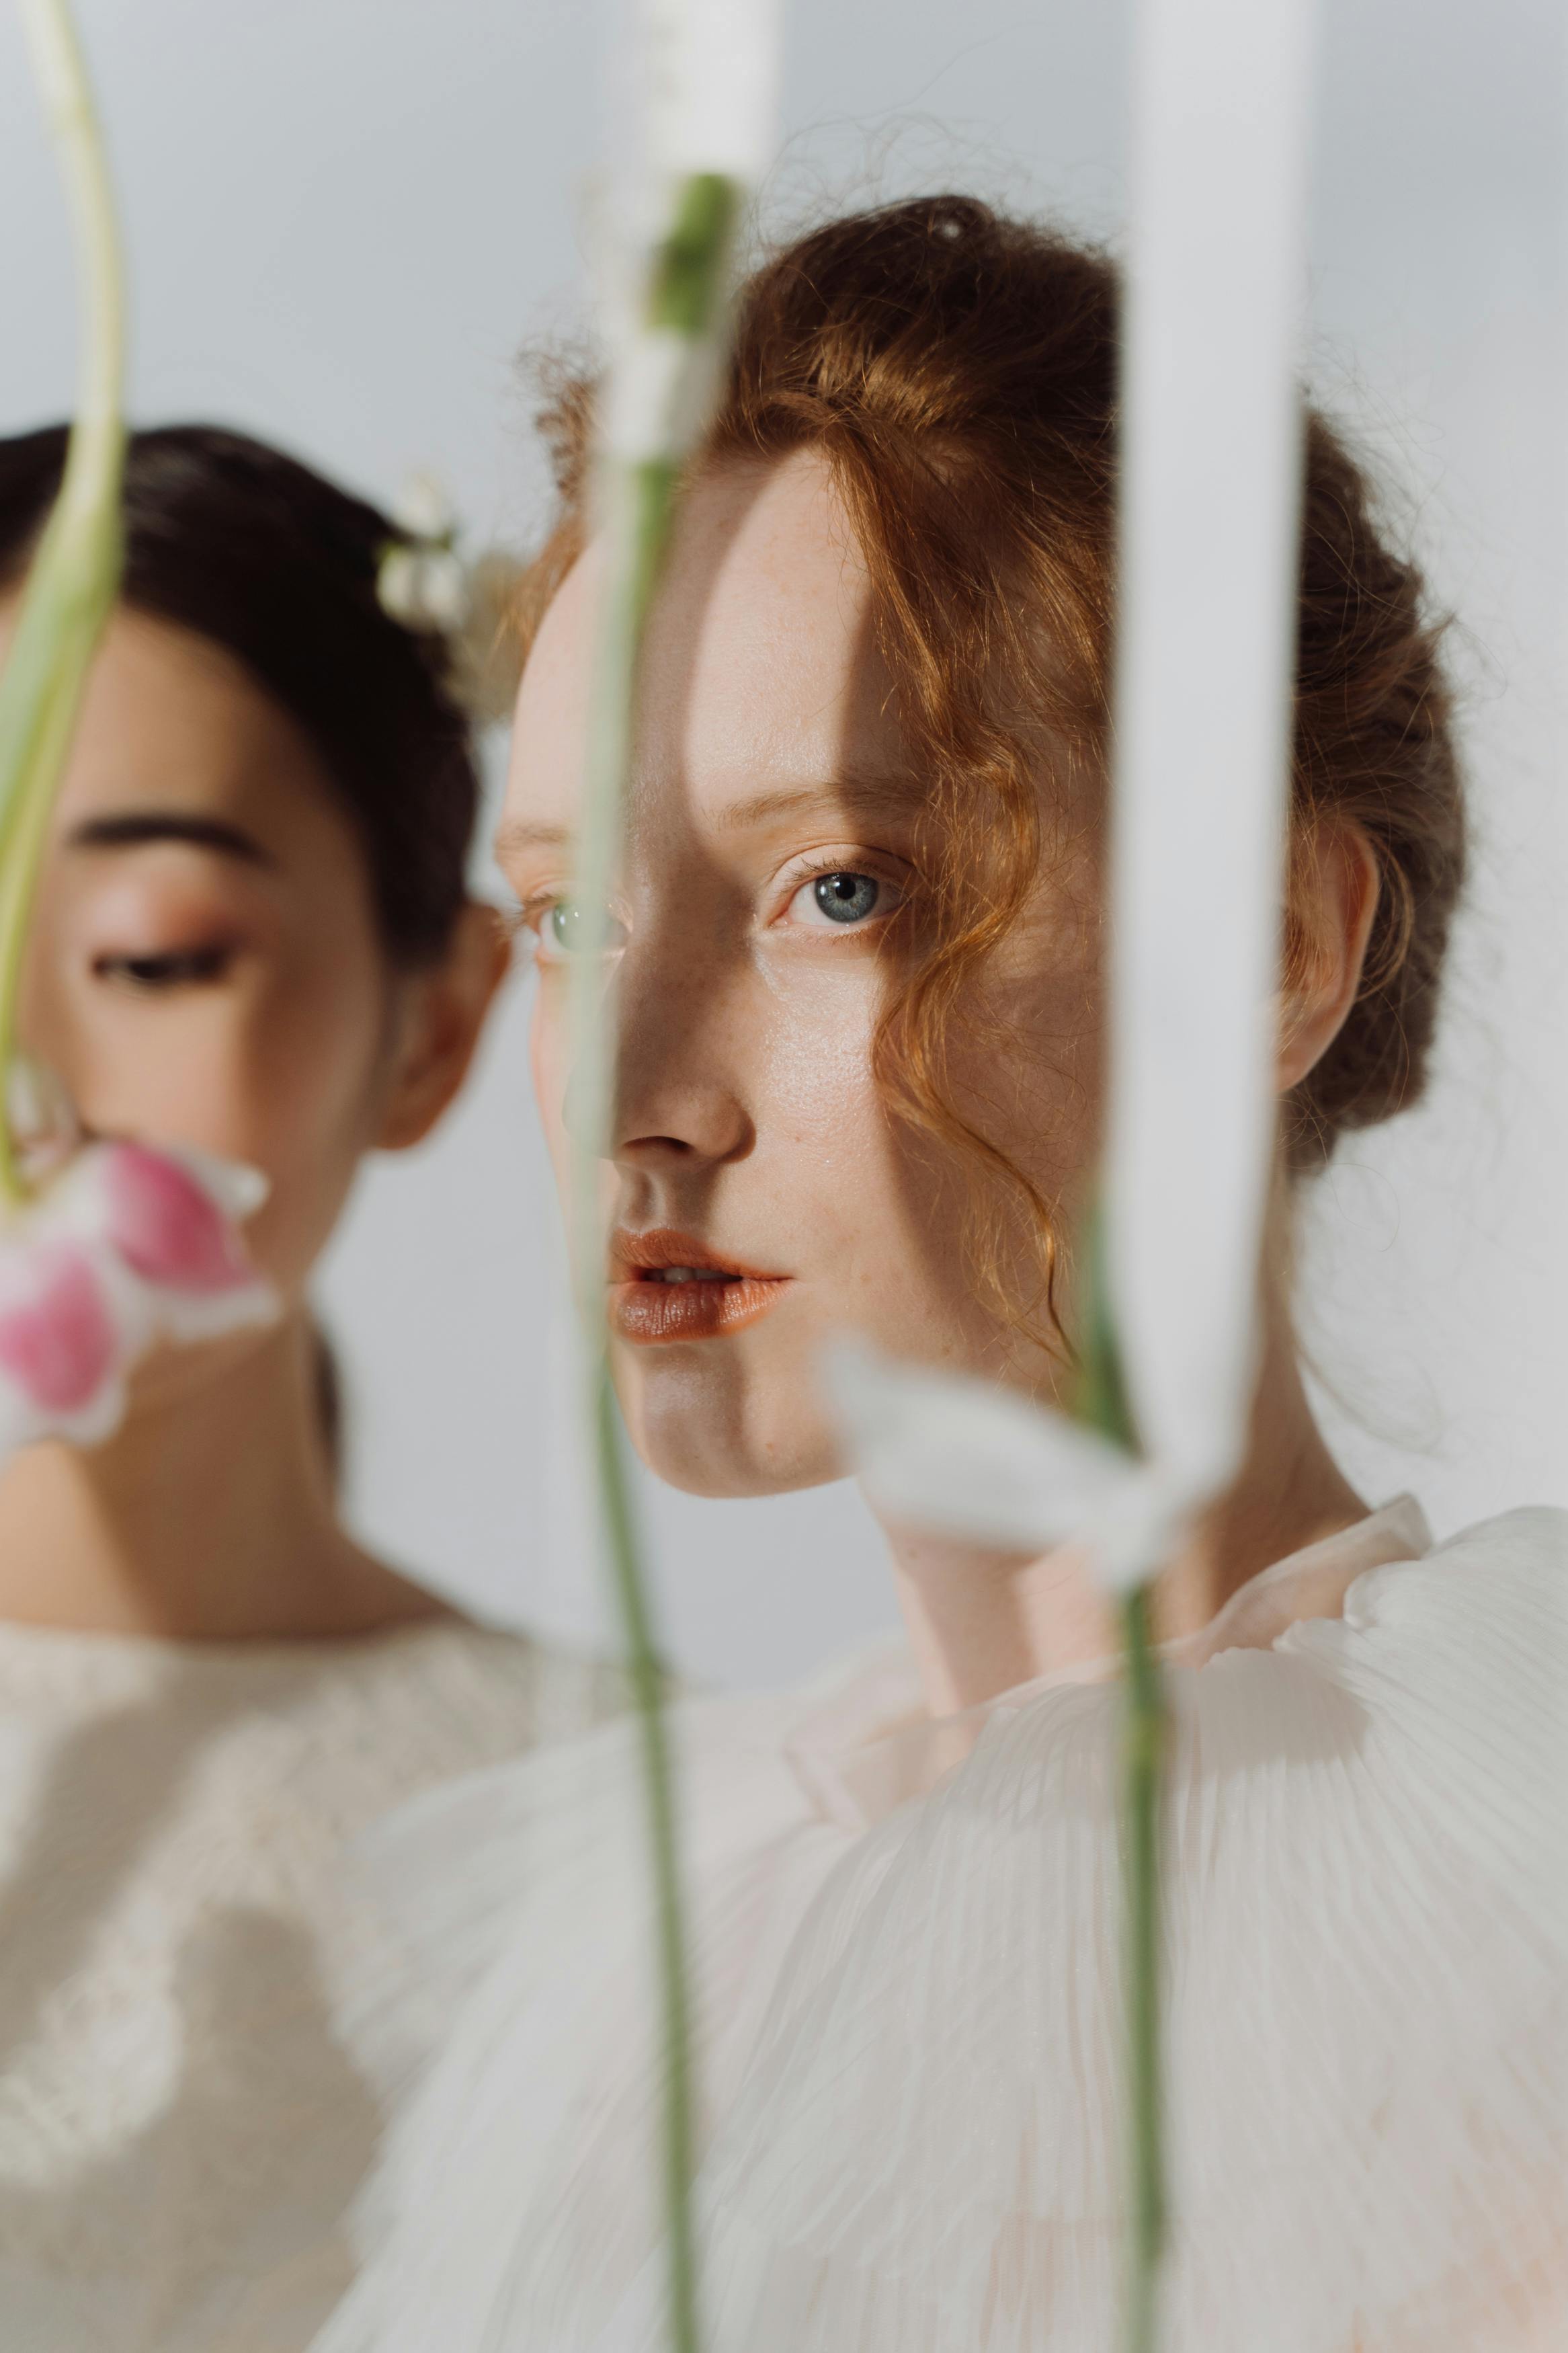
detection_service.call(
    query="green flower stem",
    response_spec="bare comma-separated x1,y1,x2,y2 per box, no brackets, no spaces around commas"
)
1077,1216,1168,2353
1119,1579,1167,2353
568,169,743,2353
589,1357,699,2347
0,0,126,1205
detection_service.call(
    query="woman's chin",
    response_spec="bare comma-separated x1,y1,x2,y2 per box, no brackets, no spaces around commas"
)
619,1350,844,1499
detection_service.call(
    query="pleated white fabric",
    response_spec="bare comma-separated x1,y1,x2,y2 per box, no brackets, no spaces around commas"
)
317,1505,1568,2353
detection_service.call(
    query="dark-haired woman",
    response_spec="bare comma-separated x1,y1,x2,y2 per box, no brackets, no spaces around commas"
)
321,202,1565,2353
0,425,620,2352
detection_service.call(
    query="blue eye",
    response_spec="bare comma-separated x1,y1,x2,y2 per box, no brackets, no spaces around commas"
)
812,873,880,924
782,870,899,933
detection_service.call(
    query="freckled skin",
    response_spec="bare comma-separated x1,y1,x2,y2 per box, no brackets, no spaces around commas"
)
505,452,1102,1497
505,447,1383,1711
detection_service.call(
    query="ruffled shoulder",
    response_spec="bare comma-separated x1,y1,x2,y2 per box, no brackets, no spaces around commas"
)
315,1515,1568,2353
645,1509,1568,2353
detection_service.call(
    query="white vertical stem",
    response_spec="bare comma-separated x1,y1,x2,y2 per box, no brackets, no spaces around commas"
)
569,8,778,2350
1110,0,1319,1507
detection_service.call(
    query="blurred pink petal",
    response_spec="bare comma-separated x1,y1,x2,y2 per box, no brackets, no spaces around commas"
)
103,1141,256,1293
0,1140,274,1462
0,1244,117,1412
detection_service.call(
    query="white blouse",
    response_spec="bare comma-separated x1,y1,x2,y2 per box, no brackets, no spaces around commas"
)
0,1611,622,2352
319,1500,1568,2353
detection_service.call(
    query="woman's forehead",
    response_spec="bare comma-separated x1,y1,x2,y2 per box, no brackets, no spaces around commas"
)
0,607,356,902
48,609,329,835
507,451,902,845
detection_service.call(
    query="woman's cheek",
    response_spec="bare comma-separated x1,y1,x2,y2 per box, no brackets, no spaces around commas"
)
239,965,391,1270
76,981,377,1297
530,984,571,1173
761,959,884,1153
56,993,263,1163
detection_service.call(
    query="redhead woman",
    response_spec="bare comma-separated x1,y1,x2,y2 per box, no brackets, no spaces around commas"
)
0,426,622,2351
321,202,1566,2353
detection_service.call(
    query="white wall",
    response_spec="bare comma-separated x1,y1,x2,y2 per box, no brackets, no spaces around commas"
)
1,0,1562,1684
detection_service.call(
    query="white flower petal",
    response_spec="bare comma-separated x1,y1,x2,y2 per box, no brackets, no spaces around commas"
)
0,1363,128,1457
42,1138,267,1240
826,1338,1120,1547
417,551,470,631
378,547,469,634
5,1055,81,1179
824,1339,1196,1595
155,1141,270,1223
145,1277,278,1348
390,471,455,544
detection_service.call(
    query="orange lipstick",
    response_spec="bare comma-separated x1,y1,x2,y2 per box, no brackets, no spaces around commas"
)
609,1227,789,1345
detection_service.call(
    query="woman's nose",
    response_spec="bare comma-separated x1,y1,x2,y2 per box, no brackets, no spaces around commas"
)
583,941,754,1172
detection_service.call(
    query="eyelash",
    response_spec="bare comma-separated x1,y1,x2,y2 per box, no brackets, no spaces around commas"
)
92,945,235,992
515,850,908,963
770,853,905,932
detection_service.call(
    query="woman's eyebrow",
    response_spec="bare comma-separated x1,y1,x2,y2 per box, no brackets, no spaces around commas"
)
492,779,913,863
493,816,572,861
67,812,274,865
716,774,915,834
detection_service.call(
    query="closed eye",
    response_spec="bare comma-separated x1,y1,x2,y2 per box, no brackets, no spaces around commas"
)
91,944,236,990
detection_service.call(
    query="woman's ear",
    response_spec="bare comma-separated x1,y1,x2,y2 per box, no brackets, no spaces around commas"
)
376,902,512,1153
1276,822,1380,1094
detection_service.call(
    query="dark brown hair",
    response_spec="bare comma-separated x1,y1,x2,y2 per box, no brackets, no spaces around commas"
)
522,196,1466,1332
0,422,480,964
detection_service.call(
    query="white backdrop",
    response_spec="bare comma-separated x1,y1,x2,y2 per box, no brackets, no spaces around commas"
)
1,0,1563,1684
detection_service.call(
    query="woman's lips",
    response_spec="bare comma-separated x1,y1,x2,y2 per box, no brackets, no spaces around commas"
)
608,1228,789,1347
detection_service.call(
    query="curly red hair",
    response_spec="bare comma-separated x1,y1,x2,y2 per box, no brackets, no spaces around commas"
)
515,196,1465,1350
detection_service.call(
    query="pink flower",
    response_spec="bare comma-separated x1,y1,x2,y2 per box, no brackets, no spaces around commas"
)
0,1244,118,1417
0,1139,277,1455
103,1142,259,1294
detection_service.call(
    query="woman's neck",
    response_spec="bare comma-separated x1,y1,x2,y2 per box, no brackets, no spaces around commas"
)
881,1323,1368,1717
0,1316,450,1641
